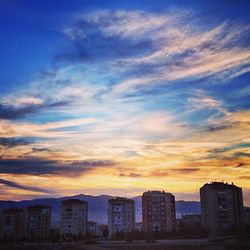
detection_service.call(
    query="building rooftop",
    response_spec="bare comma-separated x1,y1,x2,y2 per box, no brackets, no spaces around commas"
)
201,181,242,190
61,199,88,205
27,205,51,210
143,190,174,196
108,197,134,203
211,181,234,185
3,208,25,213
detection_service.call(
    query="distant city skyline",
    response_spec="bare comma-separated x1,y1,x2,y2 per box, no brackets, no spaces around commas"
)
0,1,249,205
1,183,246,240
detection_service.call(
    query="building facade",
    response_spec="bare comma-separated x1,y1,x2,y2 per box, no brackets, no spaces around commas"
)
176,214,201,231
0,211,1,238
26,205,51,240
87,221,97,237
60,199,88,239
200,182,245,236
244,207,250,233
244,207,250,226
0,208,26,240
181,214,201,227
108,197,135,238
142,191,176,233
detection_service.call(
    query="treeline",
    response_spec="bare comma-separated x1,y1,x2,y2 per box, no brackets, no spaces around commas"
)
112,225,208,242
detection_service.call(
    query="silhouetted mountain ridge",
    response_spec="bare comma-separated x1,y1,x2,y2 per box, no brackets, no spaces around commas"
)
0,194,201,227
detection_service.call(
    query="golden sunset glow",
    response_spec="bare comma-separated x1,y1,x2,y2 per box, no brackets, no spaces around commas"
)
0,2,250,206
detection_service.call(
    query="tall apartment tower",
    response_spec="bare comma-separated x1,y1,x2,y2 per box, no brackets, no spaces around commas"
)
200,182,245,236
142,191,176,233
60,199,88,239
108,197,135,238
0,211,2,238
0,208,26,240
26,205,51,240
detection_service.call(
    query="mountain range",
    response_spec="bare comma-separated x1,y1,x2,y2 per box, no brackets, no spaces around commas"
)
0,194,201,227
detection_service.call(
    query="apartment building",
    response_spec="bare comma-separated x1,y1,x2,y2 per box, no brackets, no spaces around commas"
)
108,197,135,238
26,205,51,240
0,208,26,240
60,199,88,238
200,182,245,236
142,191,176,233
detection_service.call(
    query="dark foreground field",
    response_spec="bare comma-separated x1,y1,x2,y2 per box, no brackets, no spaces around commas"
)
1,239,250,250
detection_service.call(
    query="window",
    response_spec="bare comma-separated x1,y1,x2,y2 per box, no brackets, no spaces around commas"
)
4,216,11,226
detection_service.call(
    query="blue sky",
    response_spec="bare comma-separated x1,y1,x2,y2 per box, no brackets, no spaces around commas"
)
0,0,250,202
1,0,249,91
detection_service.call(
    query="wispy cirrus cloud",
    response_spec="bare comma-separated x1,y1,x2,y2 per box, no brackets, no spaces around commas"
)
2,8,248,125
0,5,250,202
0,100,70,120
119,167,200,179
4,97,44,107
60,9,250,96
0,117,98,139
187,90,225,113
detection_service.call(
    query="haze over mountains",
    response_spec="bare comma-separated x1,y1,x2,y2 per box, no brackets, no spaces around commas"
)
0,194,201,227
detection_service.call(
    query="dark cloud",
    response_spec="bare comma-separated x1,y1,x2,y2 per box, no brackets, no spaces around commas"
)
0,101,70,120
234,152,250,158
0,157,116,176
208,143,250,154
0,103,40,119
208,148,228,154
32,148,52,152
72,159,116,167
119,173,141,178
0,158,63,175
202,124,234,132
234,162,245,168
0,137,35,148
0,178,51,193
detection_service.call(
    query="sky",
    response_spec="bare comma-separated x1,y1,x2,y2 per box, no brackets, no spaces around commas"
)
0,0,250,204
